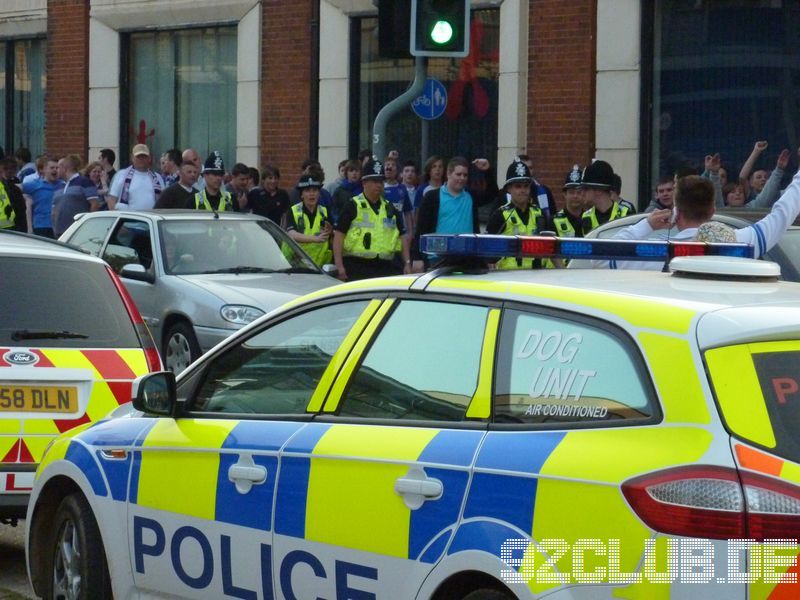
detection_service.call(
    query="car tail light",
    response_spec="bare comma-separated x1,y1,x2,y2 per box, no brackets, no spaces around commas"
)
106,265,162,372
622,466,746,539
623,465,800,542
741,471,800,541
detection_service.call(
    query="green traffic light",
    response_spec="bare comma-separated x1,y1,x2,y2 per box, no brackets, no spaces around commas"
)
430,20,454,45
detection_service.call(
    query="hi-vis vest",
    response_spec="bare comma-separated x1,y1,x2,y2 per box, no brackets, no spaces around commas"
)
496,203,544,270
0,181,15,229
194,189,233,212
343,194,401,260
553,210,582,238
581,201,630,234
291,203,332,266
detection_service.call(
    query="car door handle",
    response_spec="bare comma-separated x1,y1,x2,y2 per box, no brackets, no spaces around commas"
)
228,454,267,494
394,467,442,510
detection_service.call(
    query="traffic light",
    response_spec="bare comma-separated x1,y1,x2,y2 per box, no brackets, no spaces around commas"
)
410,0,470,58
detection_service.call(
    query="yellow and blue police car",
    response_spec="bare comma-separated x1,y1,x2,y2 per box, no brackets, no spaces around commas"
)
0,230,160,528
25,233,800,599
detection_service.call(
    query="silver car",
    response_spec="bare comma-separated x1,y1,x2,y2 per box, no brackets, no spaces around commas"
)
60,210,337,373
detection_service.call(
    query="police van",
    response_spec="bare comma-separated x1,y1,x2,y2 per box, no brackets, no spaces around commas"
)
0,230,159,525
26,234,800,599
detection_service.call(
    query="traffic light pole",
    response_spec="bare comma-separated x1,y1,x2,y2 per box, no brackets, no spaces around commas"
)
372,56,427,161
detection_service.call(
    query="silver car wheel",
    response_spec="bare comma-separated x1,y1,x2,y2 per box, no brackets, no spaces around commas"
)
52,518,81,600
166,332,192,374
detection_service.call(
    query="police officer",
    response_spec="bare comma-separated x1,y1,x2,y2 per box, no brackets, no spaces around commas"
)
333,157,411,281
0,157,26,231
486,158,545,269
553,164,586,238
286,174,333,266
581,159,630,234
194,151,233,212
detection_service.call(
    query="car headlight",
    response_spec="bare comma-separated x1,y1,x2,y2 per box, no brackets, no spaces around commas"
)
220,304,265,325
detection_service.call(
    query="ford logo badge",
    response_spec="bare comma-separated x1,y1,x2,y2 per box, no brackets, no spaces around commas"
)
3,350,40,366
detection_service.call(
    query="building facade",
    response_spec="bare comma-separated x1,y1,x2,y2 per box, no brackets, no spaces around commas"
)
2,1,799,206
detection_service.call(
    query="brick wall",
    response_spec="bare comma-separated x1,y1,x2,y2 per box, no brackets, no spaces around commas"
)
45,0,89,160
261,1,316,184
528,1,596,193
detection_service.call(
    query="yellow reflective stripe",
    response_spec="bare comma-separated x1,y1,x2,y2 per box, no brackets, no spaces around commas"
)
779,461,800,485
22,420,59,435
25,436,57,462
466,308,500,419
116,348,149,376
36,437,70,479
705,345,776,448
323,299,396,412
531,427,712,595
0,420,20,434
638,333,710,424
748,340,800,354
138,419,237,520
281,277,414,310
306,424,438,557
307,299,383,413
0,436,16,461
540,427,713,483
426,279,695,335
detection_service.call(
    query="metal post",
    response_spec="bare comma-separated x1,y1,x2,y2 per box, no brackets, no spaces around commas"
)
373,56,427,161
421,118,429,168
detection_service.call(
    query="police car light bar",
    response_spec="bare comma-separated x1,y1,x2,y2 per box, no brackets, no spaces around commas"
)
419,234,754,261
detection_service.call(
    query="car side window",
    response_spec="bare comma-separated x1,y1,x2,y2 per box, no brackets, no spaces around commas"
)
66,216,116,255
103,219,154,272
190,300,370,415
494,309,655,425
337,300,489,421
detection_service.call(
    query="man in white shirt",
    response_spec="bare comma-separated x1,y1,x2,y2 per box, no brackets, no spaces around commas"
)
106,144,165,210
583,172,800,270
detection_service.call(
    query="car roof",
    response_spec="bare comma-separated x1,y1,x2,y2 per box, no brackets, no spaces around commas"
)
0,230,105,264
297,267,800,347
77,209,271,222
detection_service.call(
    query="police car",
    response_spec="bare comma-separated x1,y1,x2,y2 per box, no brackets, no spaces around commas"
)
0,230,160,526
26,234,800,599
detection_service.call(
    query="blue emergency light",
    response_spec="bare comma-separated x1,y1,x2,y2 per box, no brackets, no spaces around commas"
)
419,234,754,261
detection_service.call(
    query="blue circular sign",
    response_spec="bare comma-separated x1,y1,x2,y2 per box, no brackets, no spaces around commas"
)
411,78,448,121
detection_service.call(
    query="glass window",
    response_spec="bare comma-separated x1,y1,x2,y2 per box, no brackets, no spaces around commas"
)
495,310,655,425
0,38,46,158
126,27,236,167
191,301,371,415
352,9,499,166
338,300,489,421
66,216,117,256
157,219,318,275
0,257,140,348
651,1,800,191
103,219,154,273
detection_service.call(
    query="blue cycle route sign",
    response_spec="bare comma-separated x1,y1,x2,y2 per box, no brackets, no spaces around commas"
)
411,77,447,120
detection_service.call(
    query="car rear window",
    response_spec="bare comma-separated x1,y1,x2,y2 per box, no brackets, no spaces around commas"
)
494,308,657,426
0,256,140,348
707,342,800,463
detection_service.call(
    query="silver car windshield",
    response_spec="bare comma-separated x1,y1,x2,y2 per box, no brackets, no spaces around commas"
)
158,219,320,275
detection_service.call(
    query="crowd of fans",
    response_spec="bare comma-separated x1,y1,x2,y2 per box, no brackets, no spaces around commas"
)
1,139,798,280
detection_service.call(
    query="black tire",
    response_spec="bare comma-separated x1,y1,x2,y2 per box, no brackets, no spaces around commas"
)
163,321,201,375
462,590,514,600
44,493,111,600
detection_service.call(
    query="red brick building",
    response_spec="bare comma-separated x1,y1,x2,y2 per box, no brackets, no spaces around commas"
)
3,1,798,204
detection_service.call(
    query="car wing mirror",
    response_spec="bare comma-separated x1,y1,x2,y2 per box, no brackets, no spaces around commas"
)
132,371,177,416
120,262,155,283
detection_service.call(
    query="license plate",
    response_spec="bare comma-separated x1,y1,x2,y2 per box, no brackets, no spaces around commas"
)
0,385,78,413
